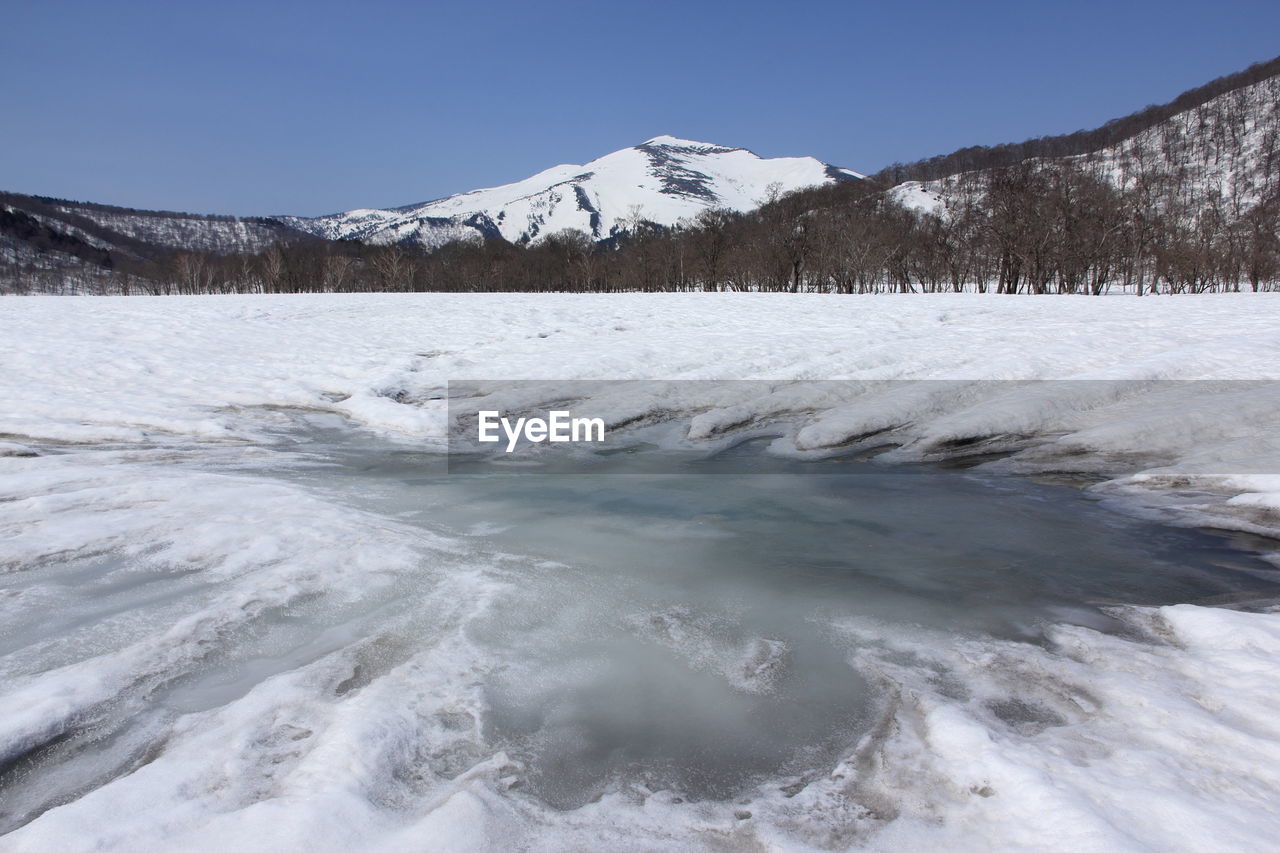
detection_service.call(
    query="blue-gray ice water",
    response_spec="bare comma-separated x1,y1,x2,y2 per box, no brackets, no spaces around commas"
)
3,420,1278,828
259,425,1280,808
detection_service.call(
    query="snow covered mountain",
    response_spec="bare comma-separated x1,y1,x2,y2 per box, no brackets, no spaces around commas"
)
282,136,864,247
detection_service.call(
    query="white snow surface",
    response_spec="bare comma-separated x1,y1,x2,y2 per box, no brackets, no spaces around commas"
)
886,180,945,216
3,292,1280,852
284,137,861,246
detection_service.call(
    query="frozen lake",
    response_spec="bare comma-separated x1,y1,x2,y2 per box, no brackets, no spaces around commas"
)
8,411,1277,843
2,294,1279,850
274,422,1280,808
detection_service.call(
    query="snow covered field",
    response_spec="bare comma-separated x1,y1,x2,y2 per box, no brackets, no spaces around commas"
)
2,293,1280,852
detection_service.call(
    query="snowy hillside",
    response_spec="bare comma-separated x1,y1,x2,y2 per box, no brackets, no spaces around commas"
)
283,136,864,247
892,71,1280,220
0,191,313,268
1083,72,1280,210
43,207,294,256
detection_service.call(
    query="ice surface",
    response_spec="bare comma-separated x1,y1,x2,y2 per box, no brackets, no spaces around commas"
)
4,426,1280,852
3,293,1280,850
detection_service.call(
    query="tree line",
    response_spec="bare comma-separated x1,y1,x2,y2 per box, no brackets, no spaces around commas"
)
5,154,1276,296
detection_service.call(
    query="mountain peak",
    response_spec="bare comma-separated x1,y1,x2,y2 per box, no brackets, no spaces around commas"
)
287,139,864,247
639,135,734,149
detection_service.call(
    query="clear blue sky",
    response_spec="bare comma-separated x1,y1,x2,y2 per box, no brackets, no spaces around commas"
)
3,0,1277,216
